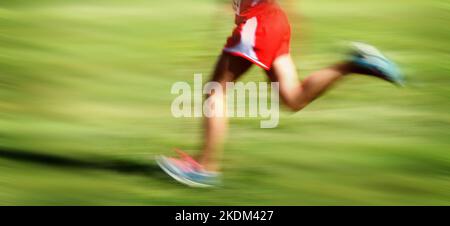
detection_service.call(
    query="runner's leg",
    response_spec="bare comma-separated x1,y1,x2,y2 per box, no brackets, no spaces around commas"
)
266,54,354,111
196,52,253,172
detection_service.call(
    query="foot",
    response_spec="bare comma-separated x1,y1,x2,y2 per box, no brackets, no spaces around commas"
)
349,42,404,86
156,149,221,188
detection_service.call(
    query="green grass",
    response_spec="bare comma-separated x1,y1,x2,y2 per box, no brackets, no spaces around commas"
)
0,0,449,205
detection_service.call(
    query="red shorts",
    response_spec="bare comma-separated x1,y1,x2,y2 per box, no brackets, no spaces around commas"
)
223,3,291,70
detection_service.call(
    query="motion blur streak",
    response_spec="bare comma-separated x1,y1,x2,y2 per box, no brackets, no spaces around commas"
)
0,0,448,205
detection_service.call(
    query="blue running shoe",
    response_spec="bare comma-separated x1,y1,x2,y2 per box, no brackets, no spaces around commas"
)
350,42,404,86
156,150,221,188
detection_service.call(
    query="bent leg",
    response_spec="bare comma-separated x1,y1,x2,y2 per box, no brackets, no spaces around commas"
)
197,52,252,172
266,54,354,111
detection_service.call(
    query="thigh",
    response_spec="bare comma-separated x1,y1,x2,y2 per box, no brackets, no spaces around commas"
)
211,52,253,84
265,54,301,105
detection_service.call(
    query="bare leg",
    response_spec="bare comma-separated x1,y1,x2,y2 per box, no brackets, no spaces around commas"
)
198,53,352,171
196,53,252,172
266,54,354,111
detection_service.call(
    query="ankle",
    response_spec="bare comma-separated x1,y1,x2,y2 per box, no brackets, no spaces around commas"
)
198,160,220,172
336,62,357,75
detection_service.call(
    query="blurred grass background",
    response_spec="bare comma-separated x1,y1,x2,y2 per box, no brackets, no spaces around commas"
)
0,0,449,205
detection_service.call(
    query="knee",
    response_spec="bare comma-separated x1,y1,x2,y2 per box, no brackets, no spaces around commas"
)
290,104,306,112
208,77,231,91
285,102,307,112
